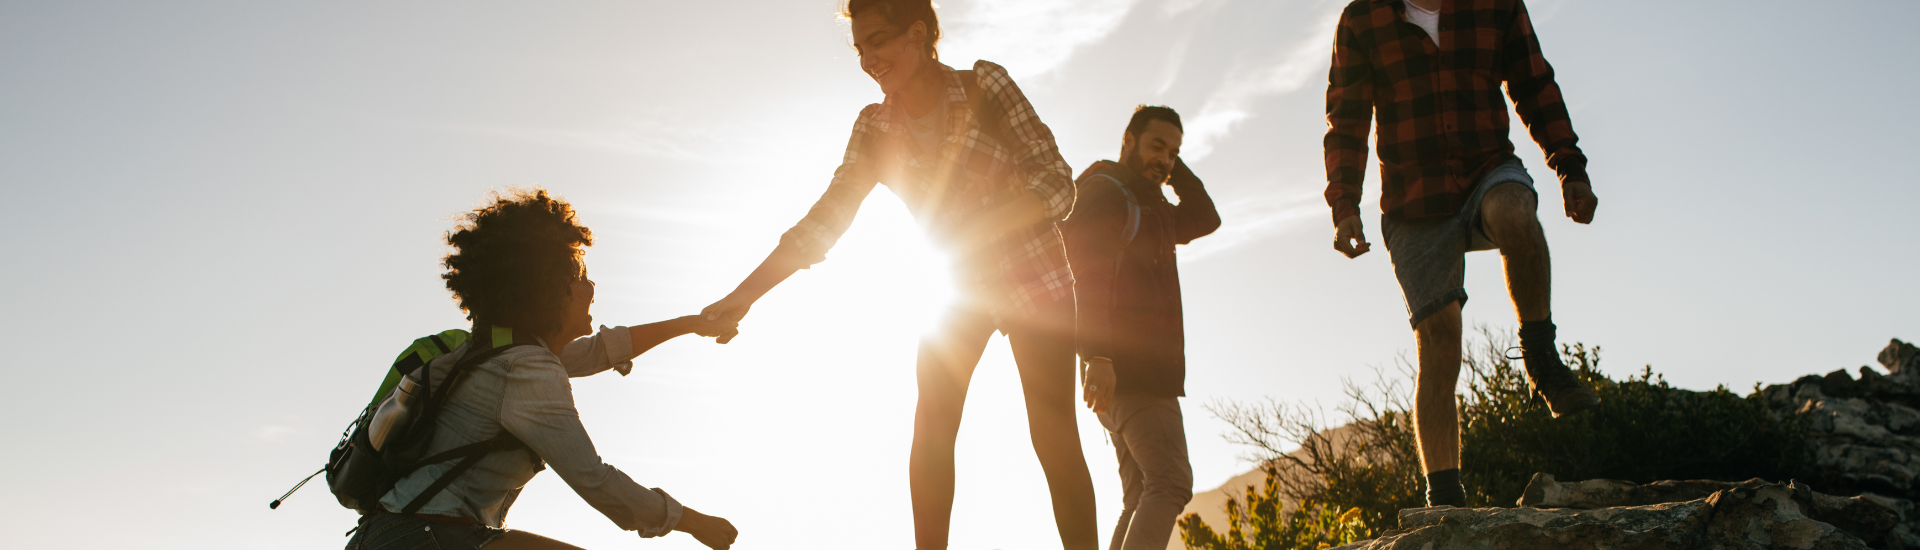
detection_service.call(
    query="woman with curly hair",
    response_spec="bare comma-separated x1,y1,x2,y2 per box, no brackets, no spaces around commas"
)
698,1,1096,548
347,188,739,550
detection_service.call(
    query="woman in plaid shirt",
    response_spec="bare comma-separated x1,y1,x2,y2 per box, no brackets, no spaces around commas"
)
699,1,1096,548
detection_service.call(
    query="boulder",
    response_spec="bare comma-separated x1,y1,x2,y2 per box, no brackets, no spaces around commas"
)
1885,340,1920,374
1757,345,1920,499
1329,483,1869,550
1517,474,1912,549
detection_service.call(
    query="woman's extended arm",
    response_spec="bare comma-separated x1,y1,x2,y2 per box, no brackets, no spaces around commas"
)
628,316,736,355
699,247,808,342
557,316,736,377
701,106,886,339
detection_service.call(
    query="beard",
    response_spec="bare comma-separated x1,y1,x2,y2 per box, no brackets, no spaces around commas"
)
1121,148,1172,184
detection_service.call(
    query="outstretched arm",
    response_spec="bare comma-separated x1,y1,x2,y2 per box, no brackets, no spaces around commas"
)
701,106,885,341
558,317,736,377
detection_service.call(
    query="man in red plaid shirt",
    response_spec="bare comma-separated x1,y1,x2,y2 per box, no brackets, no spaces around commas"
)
1322,0,1601,507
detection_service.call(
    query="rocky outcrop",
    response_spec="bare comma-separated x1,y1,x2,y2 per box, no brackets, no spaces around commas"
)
1329,482,1869,550
1882,340,1920,374
1519,474,1914,549
1758,339,1920,498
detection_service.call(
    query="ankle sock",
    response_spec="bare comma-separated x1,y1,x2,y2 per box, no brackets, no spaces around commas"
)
1425,468,1466,507
1518,317,1556,356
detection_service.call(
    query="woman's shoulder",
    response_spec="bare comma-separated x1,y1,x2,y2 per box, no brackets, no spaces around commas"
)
495,344,566,376
969,59,1007,76
969,60,1014,90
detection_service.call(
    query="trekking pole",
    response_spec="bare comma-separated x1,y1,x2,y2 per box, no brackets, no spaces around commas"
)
270,468,324,509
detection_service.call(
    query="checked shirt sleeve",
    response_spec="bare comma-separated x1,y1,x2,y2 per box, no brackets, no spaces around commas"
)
974,61,1074,222
1501,0,1589,188
1322,8,1376,225
777,105,885,267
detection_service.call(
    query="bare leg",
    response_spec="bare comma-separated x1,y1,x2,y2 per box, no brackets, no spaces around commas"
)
489,530,588,550
910,311,996,550
1412,301,1464,474
1008,311,1099,550
1479,182,1550,323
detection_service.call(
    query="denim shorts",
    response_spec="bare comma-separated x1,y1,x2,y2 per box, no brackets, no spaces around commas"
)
344,513,506,550
1380,160,1537,327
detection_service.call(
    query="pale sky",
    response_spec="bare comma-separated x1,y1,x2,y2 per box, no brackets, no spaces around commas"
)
2,1,1916,549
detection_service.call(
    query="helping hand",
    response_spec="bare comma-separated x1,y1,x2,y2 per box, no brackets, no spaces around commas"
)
1333,216,1371,258
1083,358,1116,414
699,294,755,344
675,508,738,550
678,315,738,339
1563,180,1598,224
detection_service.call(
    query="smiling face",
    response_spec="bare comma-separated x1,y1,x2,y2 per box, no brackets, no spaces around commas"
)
1121,119,1184,184
850,10,930,97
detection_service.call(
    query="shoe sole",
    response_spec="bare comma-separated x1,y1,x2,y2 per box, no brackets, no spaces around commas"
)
1546,394,1600,418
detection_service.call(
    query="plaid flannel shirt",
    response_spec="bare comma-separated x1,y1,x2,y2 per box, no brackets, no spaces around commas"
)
778,60,1075,323
1324,0,1589,223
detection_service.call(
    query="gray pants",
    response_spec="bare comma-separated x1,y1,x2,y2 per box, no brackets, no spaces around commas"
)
1097,394,1193,550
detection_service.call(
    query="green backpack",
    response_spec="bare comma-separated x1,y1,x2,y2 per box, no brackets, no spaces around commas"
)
270,327,530,515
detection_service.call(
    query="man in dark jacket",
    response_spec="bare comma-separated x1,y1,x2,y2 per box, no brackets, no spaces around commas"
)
1064,105,1219,550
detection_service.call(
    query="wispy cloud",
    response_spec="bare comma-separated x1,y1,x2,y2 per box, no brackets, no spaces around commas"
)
941,0,1141,79
1180,188,1324,263
1180,4,1343,160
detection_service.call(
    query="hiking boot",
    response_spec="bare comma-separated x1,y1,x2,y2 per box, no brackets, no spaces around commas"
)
1523,348,1599,417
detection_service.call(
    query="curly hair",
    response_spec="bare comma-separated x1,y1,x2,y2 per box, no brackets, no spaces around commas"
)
442,188,593,337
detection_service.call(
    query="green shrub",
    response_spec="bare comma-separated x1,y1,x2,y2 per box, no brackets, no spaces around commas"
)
1179,328,1813,548
1458,335,1812,506
1178,466,1372,550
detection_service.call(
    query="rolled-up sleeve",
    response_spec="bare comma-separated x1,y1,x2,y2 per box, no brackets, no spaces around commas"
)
500,354,683,537
558,325,637,377
975,61,1073,222
777,104,885,267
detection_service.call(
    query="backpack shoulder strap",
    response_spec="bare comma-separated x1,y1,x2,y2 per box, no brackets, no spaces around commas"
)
1089,173,1142,247
391,341,534,514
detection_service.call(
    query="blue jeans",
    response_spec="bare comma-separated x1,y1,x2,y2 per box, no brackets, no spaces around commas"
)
344,514,505,550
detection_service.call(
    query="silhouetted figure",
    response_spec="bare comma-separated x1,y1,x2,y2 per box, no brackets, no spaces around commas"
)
1322,0,1602,507
697,1,1097,547
346,189,739,550
1064,106,1218,550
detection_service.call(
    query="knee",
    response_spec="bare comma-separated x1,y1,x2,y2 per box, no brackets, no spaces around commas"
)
1415,303,1463,341
1481,183,1541,233
1142,483,1193,507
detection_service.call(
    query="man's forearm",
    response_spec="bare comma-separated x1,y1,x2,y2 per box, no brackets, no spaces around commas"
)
1168,161,1221,241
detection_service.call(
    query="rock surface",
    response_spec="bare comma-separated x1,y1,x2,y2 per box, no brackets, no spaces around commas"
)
1758,339,1920,499
1329,482,1869,550
1519,473,1915,549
